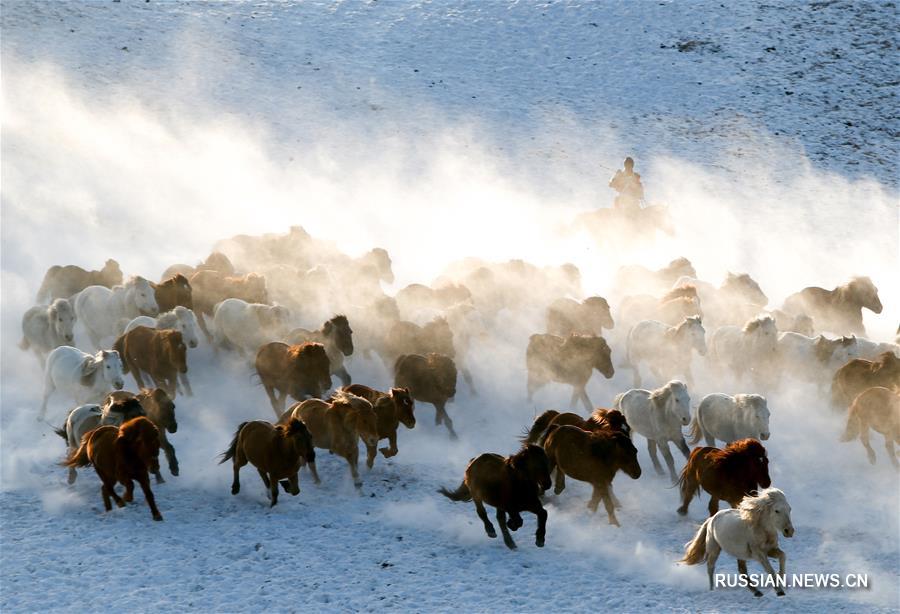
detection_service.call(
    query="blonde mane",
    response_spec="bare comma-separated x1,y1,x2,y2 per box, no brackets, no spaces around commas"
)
738,487,786,529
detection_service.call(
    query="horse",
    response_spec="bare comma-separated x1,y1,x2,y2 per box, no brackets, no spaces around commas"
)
189,271,268,342
617,287,703,330
544,426,641,526
439,445,552,550
831,351,900,410
677,438,771,517
681,488,794,597
340,384,416,458
219,419,316,507
710,316,779,386
783,276,882,336
255,342,332,415
36,259,122,302
624,316,706,387
113,327,188,399
672,273,768,327
212,298,291,356
614,381,692,482
613,257,696,297
523,408,631,447
280,391,378,486
124,305,201,348
777,332,858,385
546,296,615,336
74,277,160,349
54,397,146,484
106,389,179,482
394,353,459,439
377,317,455,370
689,393,771,447
841,387,900,467
526,333,614,411
153,274,192,312
40,347,125,422
63,416,163,521
286,315,355,386
19,298,76,365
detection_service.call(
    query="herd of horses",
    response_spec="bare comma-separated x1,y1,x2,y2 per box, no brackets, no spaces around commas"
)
19,225,900,598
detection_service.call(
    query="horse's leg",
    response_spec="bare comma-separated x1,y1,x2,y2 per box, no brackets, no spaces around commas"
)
609,483,622,509
365,441,377,469
599,483,619,526
436,402,458,440
507,511,524,531
335,366,351,387
135,472,163,521
658,440,678,483
268,472,279,507
736,559,762,597
196,311,214,344
756,552,785,596
579,388,593,413
859,427,876,464
347,449,362,488
380,432,398,458
131,367,147,391
885,435,898,468
39,372,55,422
231,449,247,495
122,478,135,502
100,484,113,511
179,372,193,397
707,496,720,517
632,363,642,388
473,498,496,538
496,509,517,550
68,464,77,485
462,367,476,395
306,460,321,485
553,466,566,495
162,434,179,477
647,439,664,475
768,546,786,578
587,484,602,513
676,436,691,460
530,501,548,547
263,384,280,417
257,468,271,489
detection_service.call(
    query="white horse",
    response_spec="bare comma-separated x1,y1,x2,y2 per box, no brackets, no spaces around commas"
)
19,298,76,364
614,380,692,482
777,332,857,384
55,398,145,483
74,277,159,348
39,346,124,422
624,316,706,387
212,298,291,356
852,335,900,360
690,393,771,447
681,488,794,597
709,316,778,384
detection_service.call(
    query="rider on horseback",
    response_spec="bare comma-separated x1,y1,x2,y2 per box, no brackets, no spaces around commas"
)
609,156,645,211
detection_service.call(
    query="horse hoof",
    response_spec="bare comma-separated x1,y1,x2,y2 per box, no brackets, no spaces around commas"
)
504,541,517,550
677,507,688,516
170,468,179,477
487,530,497,538
776,591,785,597
231,486,240,495
156,476,166,484
153,514,163,521
536,539,545,548
753,591,763,598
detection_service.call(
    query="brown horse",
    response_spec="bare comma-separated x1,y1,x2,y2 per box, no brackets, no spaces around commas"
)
63,416,163,521
113,327,188,398
106,388,179,483
37,259,123,302
280,391,378,486
546,296,615,336
255,342,332,415
340,384,416,458
831,351,900,410
439,445,552,550
287,315,355,386
526,333,614,411
841,387,900,466
153,274,193,312
543,426,641,526
677,438,771,517
394,353,458,439
219,419,316,507
783,276,882,335
523,408,631,446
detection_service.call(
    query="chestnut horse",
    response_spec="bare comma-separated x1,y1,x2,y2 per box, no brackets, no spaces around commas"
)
153,274,193,312
63,416,163,521
106,388,179,483
340,384,416,458
439,445,552,550
543,426,641,526
677,438,771,517
841,386,900,466
219,419,316,507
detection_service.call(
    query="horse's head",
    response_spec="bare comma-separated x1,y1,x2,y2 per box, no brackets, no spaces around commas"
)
666,257,696,280
102,259,124,286
848,277,882,314
875,351,900,377
282,418,316,466
49,298,76,344
567,335,613,379
736,394,771,441
613,432,642,479
655,380,691,426
762,488,793,538
592,408,631,437
173,306,200,349
162,330,188,374
119,417,161,470
108,397,146,423
366,247,394,284
145,387,177,433
390,387,416,429
424,317,454,356
725,272,768,307
132,277,159,316
584,296,614,330
325,315,354,356
512,445,552,493
97,350,125,390
734,438,771,489
743,315,778,353
679,316,707,356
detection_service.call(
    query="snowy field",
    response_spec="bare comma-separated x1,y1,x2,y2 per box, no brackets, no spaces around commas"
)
2,1,899,612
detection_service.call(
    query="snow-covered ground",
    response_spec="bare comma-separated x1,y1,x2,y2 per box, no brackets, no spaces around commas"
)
2,1,898,612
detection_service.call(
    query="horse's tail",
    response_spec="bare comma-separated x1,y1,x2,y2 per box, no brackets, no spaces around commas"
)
438,481,472,502
840,409,861,442
218,422,248,464
676,451,702,516
687,415,704,446
111,334,129,374
61,436,91,469
521,410,559,446
53,425,68,441
680,517,711,565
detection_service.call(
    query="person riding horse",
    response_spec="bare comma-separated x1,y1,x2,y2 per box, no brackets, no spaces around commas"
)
608,157,645,211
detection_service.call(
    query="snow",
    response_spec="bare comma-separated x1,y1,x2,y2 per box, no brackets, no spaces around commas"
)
2,1,898,612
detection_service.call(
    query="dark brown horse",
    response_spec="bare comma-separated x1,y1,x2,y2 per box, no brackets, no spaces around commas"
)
112,327,188,398
106,388,178,483
394,353,458,439
219,419,316,507
153,274,193,312
677,438,771,517
63,416,163,521
340,384,416,458
783,276,882,336
255,342,332,415
526,333,614,411
543,426,641,526
439,445,552,550
523,408,630,446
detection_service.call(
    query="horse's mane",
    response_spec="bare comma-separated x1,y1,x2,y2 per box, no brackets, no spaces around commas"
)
328,314,349,328
676,315,702,332
277,418,311,439
649,383,673,405
331,390,373,412
738,487,786,528
661,285,697,302
742,315,774,334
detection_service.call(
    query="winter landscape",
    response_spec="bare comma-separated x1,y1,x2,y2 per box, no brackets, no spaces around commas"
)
1,1,898,612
